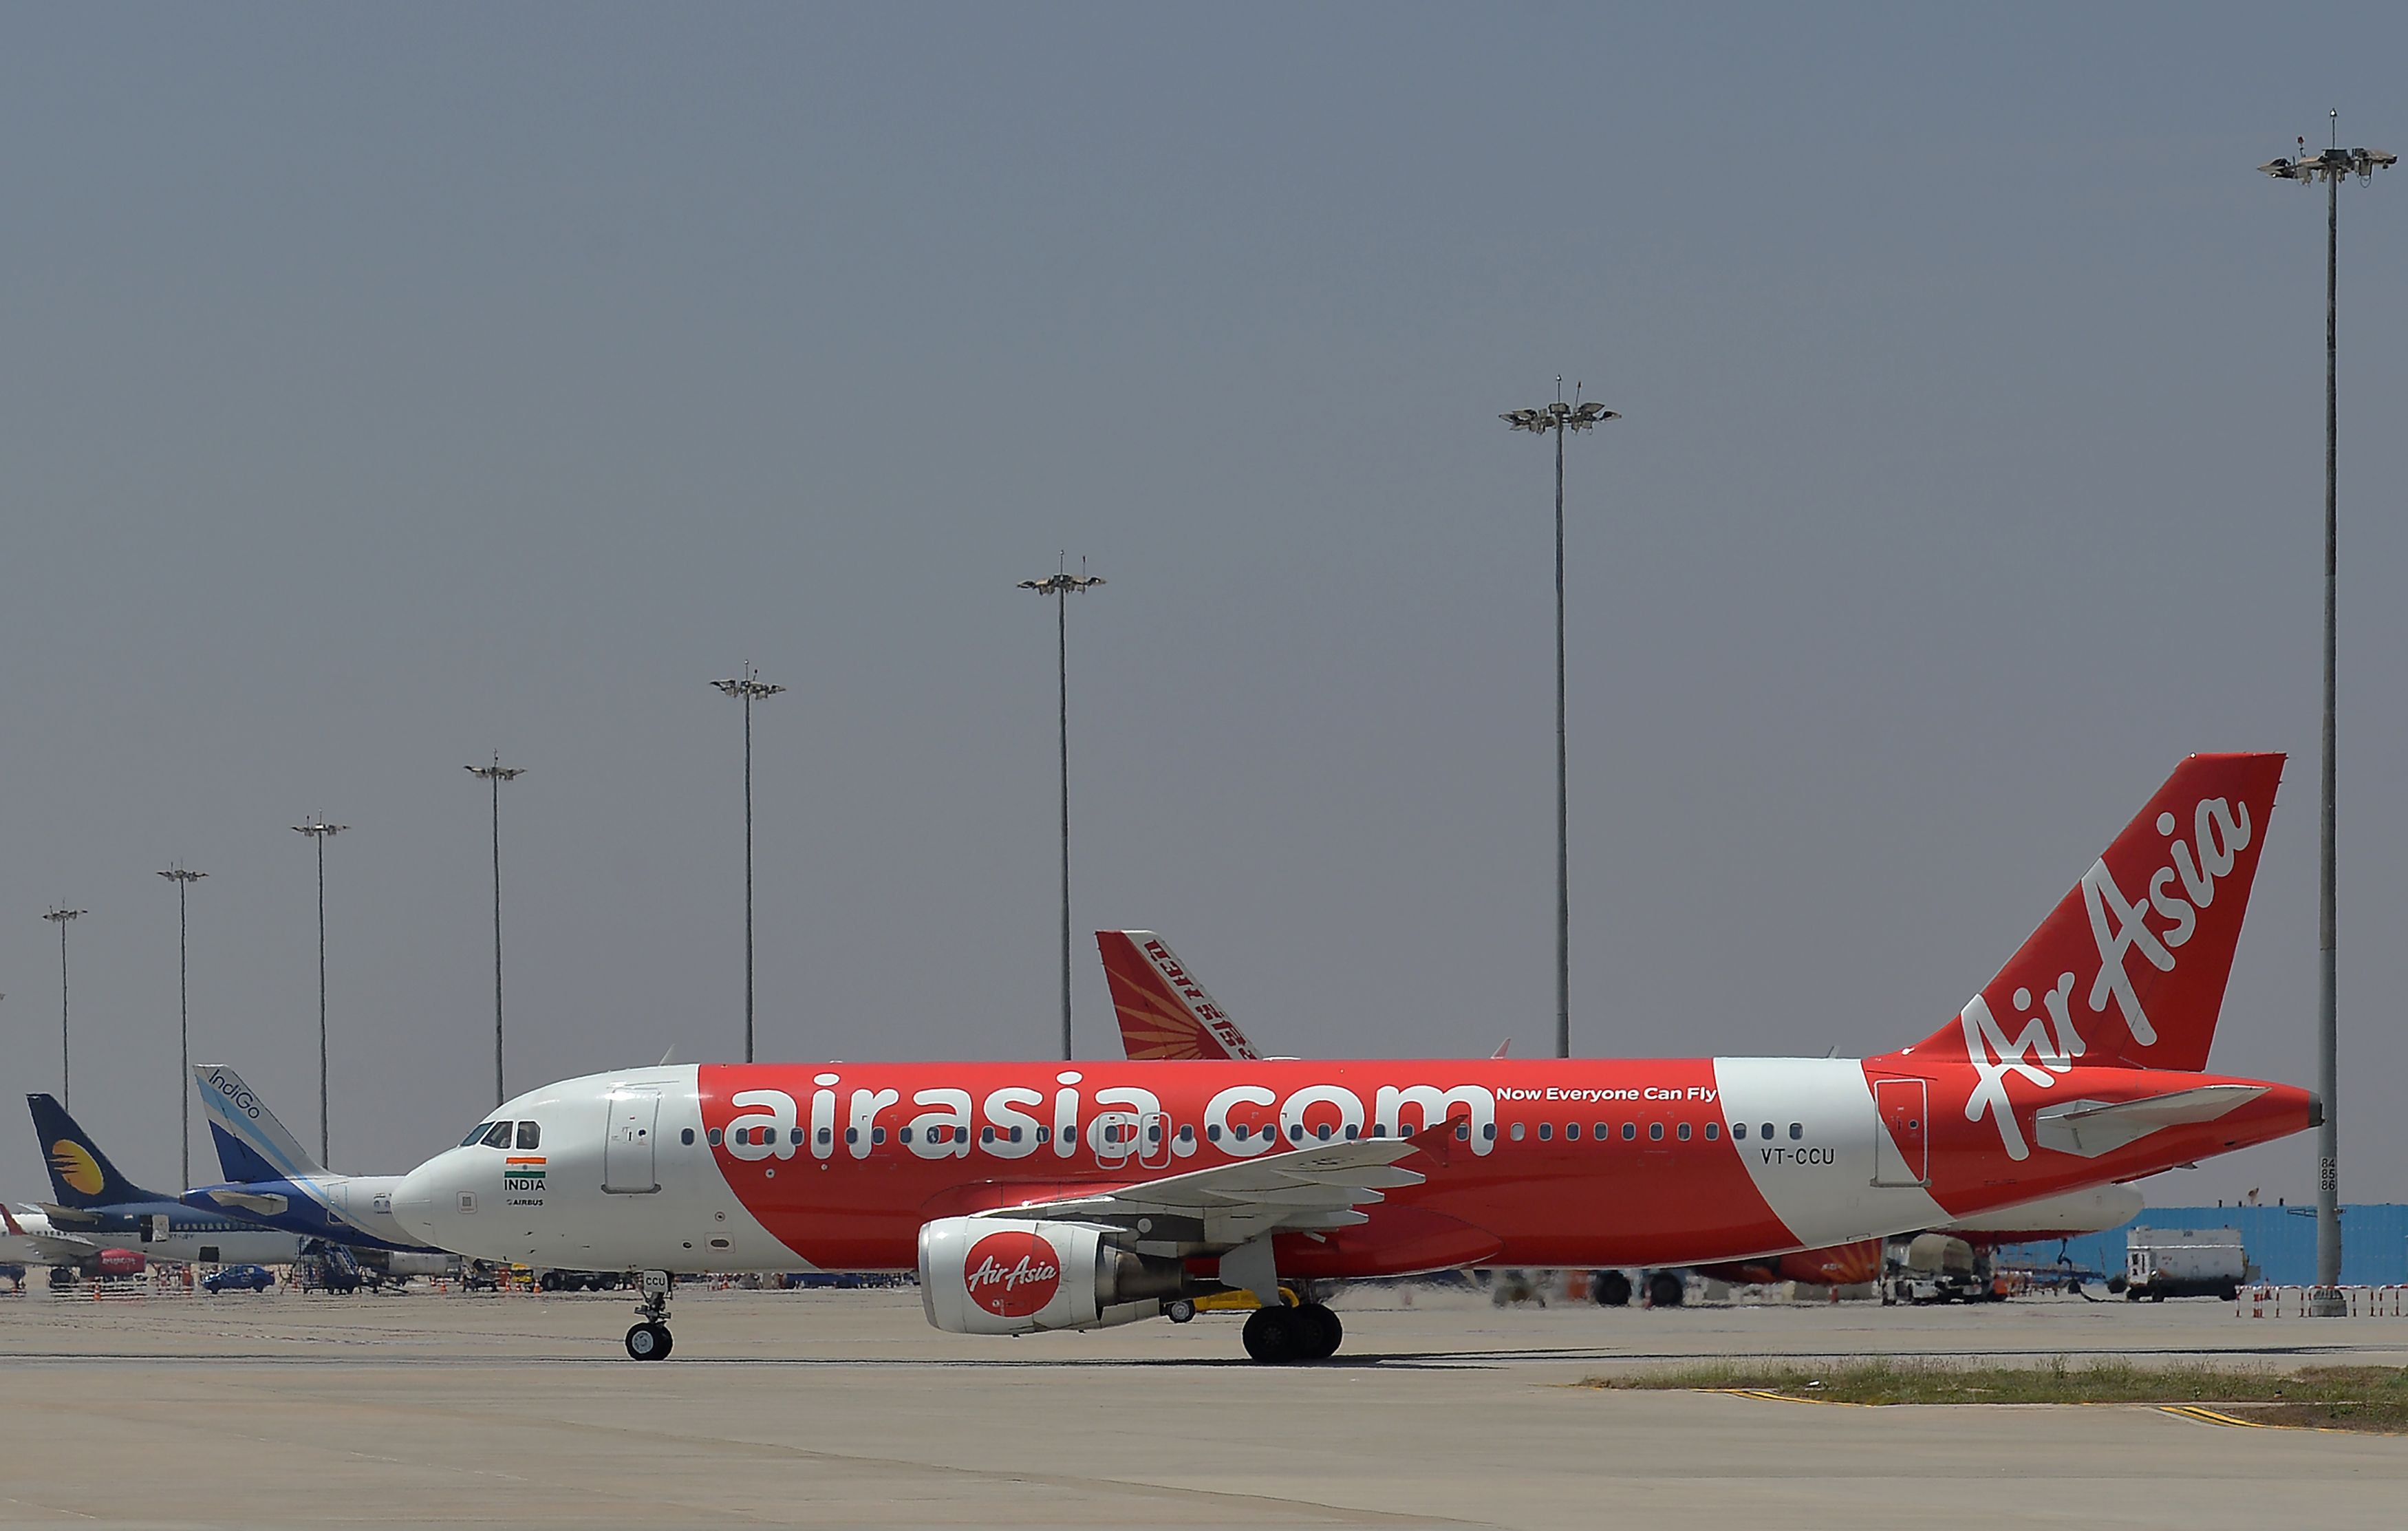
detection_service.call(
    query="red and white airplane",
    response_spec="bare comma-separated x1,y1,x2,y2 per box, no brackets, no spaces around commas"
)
393,753,2314,1362
1092,928,2145,1306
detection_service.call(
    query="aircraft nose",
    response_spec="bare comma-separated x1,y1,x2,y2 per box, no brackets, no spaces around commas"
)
389,1155,454,1249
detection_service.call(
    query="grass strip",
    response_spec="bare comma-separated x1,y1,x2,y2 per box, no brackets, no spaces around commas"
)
1584,1358,2408,1433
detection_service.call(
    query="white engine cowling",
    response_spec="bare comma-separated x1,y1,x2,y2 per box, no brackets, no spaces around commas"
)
918,1216,1190,1335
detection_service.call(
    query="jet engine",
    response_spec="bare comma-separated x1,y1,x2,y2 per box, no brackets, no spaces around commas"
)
918,1216,1195,1336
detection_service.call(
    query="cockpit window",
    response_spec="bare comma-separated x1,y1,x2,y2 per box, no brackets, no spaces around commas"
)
480,1121,515,1148
461,1122,495,1146
515,1122,541,1150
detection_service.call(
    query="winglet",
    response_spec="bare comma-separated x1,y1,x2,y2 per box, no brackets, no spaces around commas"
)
1490,1038,1511,1059
1095,931,1262,1060
1402,1112,1475,1170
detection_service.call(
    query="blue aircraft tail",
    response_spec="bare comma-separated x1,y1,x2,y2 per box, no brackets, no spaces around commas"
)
207,1122,284,1185
27,1094,166,1208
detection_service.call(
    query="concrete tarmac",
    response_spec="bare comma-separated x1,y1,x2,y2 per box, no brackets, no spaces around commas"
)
5,1283,2406,1529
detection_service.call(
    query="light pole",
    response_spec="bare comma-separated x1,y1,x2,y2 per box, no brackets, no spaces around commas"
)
1019,559,1105,1061
291,818,347,1163
464,756,526,1106
42,908,86,1110
158,868,206,1189
2260,119,2394,1316
710,667,784,1063
1501,382,1619,1060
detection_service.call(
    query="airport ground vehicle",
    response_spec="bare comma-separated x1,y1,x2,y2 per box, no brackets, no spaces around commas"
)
1883,1233,2003,1304
202,1263,275,1293
537,1269,623,1292
294,1241,367,1294
391,756,2316,1363
2116,1227,2248,1301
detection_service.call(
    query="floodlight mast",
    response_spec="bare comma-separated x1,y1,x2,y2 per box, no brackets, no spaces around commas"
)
710,667,784,1064
2259,116,2394,1318
41,907,87,1111
1019,559,1105,1061
291,818,347,1163
1501,382,1620,1061
464,757,526,1106
158,868,207,1189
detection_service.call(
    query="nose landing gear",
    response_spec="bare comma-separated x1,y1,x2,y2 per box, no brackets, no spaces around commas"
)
623,1270,674,1360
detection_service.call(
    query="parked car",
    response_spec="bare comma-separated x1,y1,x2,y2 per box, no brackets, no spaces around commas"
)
202,1264,275,1294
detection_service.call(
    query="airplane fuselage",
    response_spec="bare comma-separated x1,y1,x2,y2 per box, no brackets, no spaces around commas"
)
394,1056,2310,1276
36,1199,301,1268
184,1173,433,1253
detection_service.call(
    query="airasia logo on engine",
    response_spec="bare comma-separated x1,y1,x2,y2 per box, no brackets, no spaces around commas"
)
963,1230,1061,1318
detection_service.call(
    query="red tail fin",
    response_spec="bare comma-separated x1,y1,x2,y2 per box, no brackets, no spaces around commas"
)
1902,753,2284,1073
1095,931,1262,1060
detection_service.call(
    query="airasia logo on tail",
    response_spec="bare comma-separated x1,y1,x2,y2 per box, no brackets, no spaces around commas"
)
963,1230,1062,1317
1960,792,2255,1160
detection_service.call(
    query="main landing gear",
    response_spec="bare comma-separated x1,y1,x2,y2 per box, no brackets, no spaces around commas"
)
1241,1300,1343,1363
624,1270,674,1360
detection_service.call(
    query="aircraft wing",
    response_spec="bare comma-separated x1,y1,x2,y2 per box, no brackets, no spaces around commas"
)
982,1122,1453,1250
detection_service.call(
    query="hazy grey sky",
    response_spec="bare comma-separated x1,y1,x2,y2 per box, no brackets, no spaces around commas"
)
4,6,2403,1214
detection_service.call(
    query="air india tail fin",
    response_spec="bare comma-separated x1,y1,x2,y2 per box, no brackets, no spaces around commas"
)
26,1094,166,1207
1095,931,1262,1060
193,1064,325,1182
1900,753,2284,1073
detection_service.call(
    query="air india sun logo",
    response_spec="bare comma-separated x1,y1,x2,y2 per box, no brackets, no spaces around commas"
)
963,1229,1062,1318
50,1140,104,1197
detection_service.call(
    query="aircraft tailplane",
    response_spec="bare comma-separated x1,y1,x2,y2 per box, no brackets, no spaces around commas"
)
1898,753,2283,1075
1095,931,1261,1061
193,1065,327,1181
27,1094,166,1208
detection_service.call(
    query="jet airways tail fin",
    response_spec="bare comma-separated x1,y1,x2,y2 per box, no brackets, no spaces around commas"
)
27,1094,166,1207
193,1065,325,1182
1096,931,1262,1060
1900,753,2284,1074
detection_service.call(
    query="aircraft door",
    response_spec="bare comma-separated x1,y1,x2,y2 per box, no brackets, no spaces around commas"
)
1871,1077,1928,1187
603,1089,662,1194
1093,1111,1138,1170
1137,1111,1172,1170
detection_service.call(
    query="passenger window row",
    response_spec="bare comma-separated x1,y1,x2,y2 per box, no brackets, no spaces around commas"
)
1729,1122,1805,1141
690,1115,1807,1153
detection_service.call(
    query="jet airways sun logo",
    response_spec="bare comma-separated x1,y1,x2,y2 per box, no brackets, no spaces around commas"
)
1959,795,2251,1159
49,1140,104,1197
963,1230,1062,1318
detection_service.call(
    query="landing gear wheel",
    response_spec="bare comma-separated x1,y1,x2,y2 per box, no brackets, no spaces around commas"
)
1592,1270,1632,1307
625,1321,672,1360
1165,1298,1196,1324
1645,1270,1686,1309
1295,1303,1343,1360
540,1271,562,1292
626,1269,676,1360
1241,1304,1300,1363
